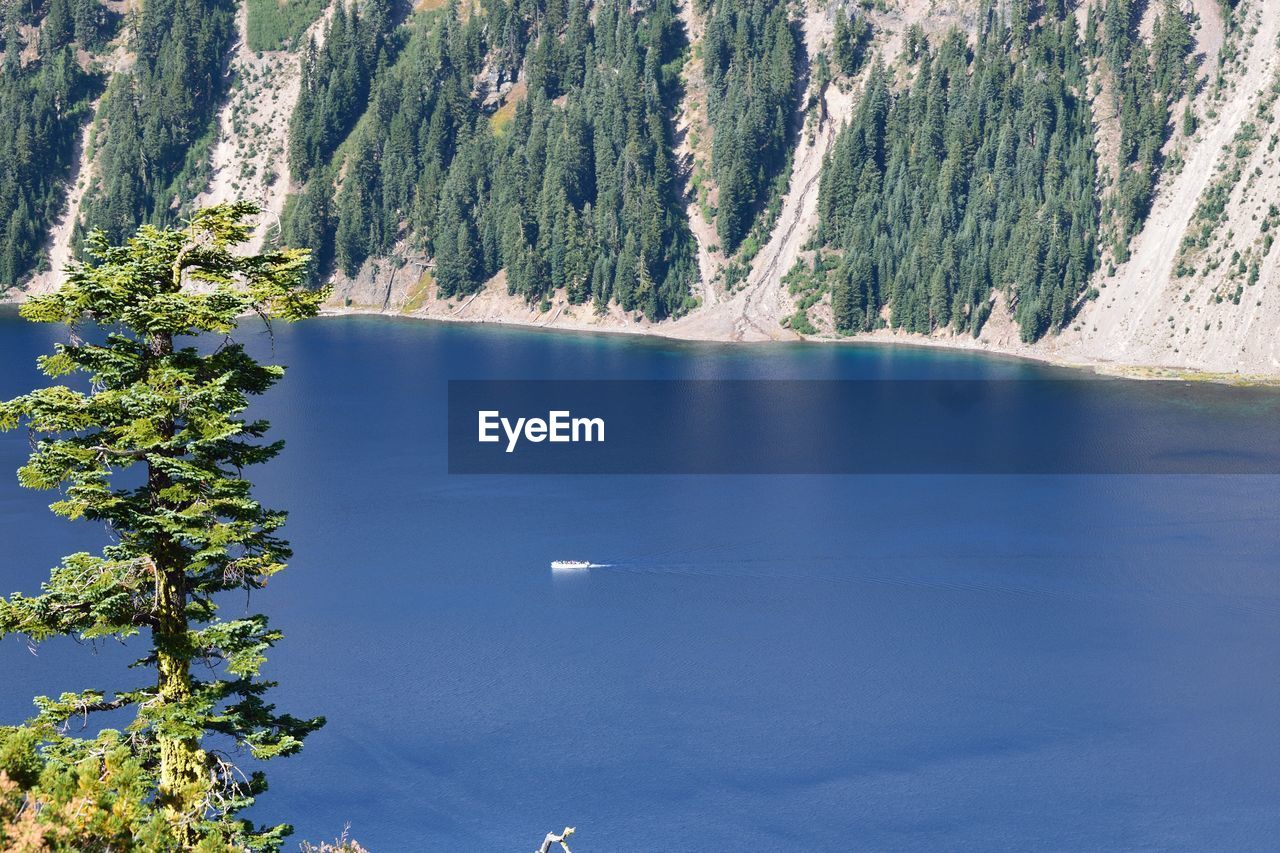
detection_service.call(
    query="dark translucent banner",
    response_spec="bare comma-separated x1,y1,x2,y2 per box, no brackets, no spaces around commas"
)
447,380,1280,474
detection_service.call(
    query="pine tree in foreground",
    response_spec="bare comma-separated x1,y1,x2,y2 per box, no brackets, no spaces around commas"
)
0,202,326,850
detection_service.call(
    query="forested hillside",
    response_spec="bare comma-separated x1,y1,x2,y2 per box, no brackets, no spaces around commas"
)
0,0,109,284
3,0,1278,374
76,0,235,246
284,0,699,318
816,17,1099,340
807,1,1201,342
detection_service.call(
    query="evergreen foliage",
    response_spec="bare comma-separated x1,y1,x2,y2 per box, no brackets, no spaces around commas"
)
817,7,1099,342
2,729,184,849
246,0,331,52
0,0,111,288
1095,0,1192,249
284,0,698,319
287,0,398,183
281,164,336,281
76,0,236,247
832,7,872,77
0,203,325,851
701,0,799,251
28,0,113,52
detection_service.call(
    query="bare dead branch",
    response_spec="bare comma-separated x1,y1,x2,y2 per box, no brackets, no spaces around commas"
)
536,826,575,853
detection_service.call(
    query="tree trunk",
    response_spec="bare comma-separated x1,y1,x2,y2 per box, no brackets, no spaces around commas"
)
155,561,205,840
147,329,206,842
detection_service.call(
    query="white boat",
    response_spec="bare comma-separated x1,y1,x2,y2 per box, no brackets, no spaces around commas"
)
551,560,592,570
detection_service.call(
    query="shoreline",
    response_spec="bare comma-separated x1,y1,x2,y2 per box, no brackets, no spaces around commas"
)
6,295,1276,385
319,303,1280,385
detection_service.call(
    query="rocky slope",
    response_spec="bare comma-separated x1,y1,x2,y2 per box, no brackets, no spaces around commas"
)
1053,0,1280,375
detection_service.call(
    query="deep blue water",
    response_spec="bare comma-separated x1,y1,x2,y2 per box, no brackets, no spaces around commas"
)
3,311,1280,850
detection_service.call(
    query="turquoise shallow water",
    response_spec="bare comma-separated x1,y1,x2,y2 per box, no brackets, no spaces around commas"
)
3,313,1279,850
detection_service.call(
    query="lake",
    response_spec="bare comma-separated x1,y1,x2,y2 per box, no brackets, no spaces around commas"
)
3,311,1279,850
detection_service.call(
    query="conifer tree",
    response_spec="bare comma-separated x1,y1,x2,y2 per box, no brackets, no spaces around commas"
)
0,202,325,850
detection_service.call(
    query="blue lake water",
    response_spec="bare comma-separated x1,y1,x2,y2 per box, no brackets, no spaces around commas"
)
3,311,1280,850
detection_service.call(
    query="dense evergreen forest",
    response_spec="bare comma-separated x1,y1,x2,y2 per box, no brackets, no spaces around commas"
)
700,0,800,252
0,0,110,285
284,0,698,319
75,0,236,247
813,0,1192,342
